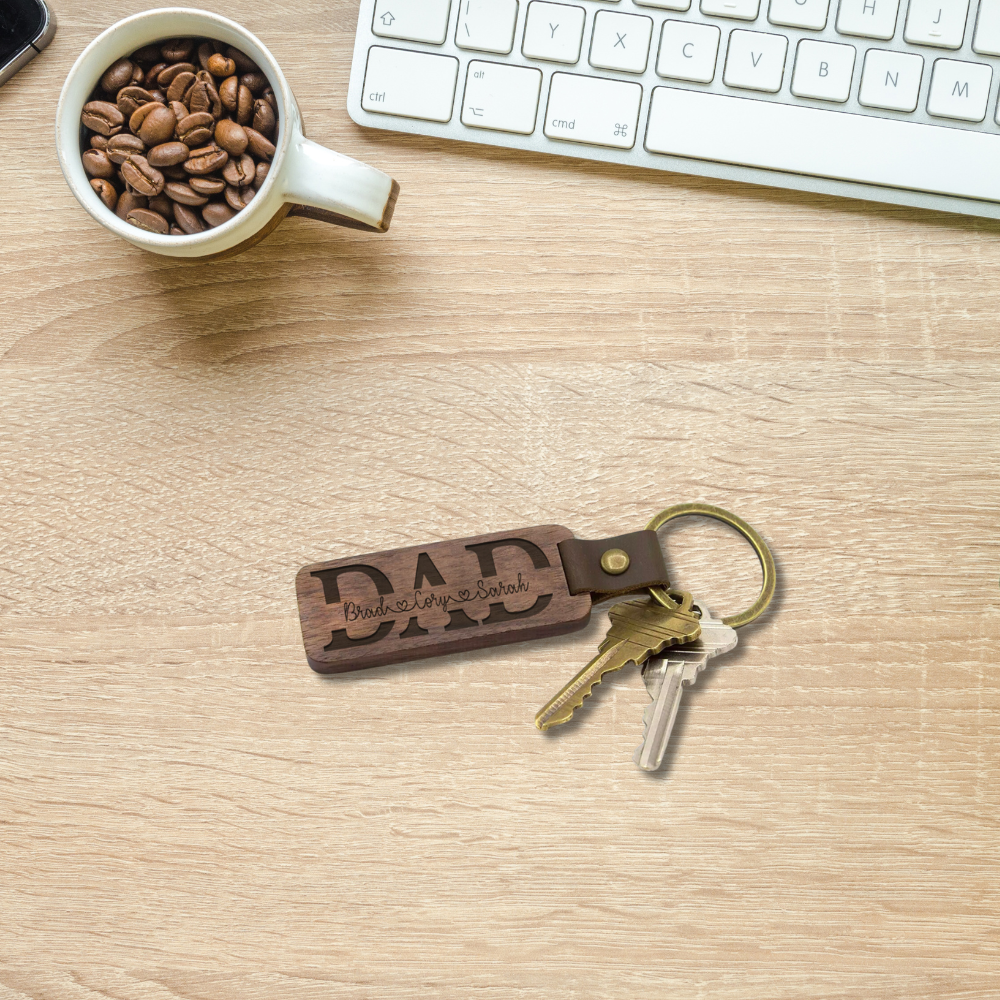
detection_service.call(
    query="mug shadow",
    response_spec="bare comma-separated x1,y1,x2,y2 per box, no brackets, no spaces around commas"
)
101,212,406,368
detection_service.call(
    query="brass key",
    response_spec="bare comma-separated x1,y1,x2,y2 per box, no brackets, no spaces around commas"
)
535,592,702,730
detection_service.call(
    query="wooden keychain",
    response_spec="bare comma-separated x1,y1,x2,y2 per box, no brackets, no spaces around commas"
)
295,503,772,676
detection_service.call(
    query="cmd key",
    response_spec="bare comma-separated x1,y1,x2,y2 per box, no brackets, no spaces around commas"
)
543,73,642,148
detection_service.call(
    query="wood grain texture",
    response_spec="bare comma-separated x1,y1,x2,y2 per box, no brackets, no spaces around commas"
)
1,1,999,997
297,525,592,671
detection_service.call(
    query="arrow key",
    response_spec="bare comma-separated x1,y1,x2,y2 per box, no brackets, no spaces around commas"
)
373,0,453,44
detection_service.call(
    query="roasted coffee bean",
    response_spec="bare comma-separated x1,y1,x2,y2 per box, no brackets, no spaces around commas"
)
222,152,254,187
131,44,162,64
187,79,222,118
82,148,115,179
244,127,275,161
106,132,146,164
214,118,248,156
82,100,124,136
166,70,196,103
224,184,256,211
176,112,214,146
157,61,197,87
204,81,223,118
90,177,118,211
101,58,134,93
183,144,228,175
226,46,258,73
202,200,235,228
148,194,175,220
164,181,209,206
197,41,214,72
147,141,190,167
84,37,280,237
207,53,236,77
186,80,209,115
115,190,147,220
121,153,165,196
252,99,275,138
117,85,155,118
189,175,225,195
129,101,165,135
240,71,268,94
219,75,238,112
237,84,253,125
137,105,177,145
126,207,170,233
174,202,206,233
160,38,194,62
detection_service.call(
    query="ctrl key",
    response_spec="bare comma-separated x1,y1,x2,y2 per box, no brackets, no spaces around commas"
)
362,46,460,122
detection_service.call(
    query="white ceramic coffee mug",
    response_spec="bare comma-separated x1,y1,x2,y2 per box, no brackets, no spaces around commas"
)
56,7,399,259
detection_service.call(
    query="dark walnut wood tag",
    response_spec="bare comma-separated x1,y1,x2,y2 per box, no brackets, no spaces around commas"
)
296,525,593,673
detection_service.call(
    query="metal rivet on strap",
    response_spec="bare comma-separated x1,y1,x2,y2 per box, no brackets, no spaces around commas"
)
600,548,630,575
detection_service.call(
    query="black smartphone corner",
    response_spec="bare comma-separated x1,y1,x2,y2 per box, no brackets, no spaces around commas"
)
0,0,55,88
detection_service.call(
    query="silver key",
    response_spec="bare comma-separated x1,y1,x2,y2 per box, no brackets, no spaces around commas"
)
634,600,737,772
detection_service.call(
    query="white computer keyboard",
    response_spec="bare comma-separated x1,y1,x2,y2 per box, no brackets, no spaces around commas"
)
347,0,1000,218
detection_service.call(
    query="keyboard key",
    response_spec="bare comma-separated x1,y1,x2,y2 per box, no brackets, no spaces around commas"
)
656,19,721,81
644,86,1000,203
522,1,586,63
974,0,1000,55
701,0,760,19
543,72,642,147
634,0,691,8
926,58,992,121
723,29,788,92
589,10,653,73
456,0,520,53
836,0,900,39
858,47,923,110
373,0,453,44
461,60,542,132
904,0,969,48
362,46,459,120
791,39,855,101
768,0,829,30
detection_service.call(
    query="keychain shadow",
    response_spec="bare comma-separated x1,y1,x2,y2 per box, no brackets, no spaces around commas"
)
537,541,787,775
310,527,786,763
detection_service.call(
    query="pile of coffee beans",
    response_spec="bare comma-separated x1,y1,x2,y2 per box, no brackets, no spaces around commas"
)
79,38,278,236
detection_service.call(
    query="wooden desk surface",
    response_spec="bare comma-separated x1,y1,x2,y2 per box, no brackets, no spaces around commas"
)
2,3,999,996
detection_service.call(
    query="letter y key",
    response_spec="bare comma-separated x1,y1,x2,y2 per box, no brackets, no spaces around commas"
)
634,600,737,772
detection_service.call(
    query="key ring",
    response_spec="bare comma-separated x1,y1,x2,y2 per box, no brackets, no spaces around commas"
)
645,503,776,628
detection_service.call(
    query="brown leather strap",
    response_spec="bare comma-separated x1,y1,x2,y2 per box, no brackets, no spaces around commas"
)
557,530,669,599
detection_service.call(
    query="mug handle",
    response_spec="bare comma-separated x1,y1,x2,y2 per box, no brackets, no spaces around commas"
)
282,133,399,233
